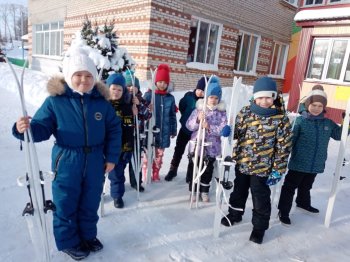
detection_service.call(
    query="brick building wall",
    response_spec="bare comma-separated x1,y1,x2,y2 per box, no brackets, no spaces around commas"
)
28,0,296,91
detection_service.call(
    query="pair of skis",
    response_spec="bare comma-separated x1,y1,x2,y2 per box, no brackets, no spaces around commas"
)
6,58,53,261
213,77,242,237
128,67,142,200
144,68,159,184
324,97,350,227
189,75,214,209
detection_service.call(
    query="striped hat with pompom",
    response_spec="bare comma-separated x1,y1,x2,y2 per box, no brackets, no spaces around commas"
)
305,84,327,109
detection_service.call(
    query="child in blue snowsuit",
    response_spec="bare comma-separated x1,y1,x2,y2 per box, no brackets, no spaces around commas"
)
142,64,177,181
278,85,344,225
106,73,137,208
13,50,122,260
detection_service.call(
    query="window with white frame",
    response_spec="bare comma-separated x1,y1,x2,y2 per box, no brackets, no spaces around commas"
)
307,38,350,83
33,21,64,57
270,42,289,77
304,0,323,6
283,0,299,7
234,32,261,73
329,0,350,3
186,17,222,65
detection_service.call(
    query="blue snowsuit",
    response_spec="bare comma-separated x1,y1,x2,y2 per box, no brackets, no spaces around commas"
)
108,96,134,200
12,77,121,250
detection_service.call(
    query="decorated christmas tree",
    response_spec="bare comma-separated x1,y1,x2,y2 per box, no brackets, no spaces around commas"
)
66,16,135,80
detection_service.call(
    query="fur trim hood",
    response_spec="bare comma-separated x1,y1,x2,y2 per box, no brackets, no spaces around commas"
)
195,98,225,111
47,77,110,100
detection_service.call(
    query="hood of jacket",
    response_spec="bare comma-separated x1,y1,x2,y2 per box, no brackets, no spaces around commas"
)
195,98,225,111
47,76,110,100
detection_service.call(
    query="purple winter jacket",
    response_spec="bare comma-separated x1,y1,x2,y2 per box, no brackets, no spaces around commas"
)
186,99,227,158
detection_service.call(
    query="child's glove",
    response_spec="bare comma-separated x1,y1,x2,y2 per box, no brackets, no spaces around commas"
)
266,170,282,186
220,125,231,137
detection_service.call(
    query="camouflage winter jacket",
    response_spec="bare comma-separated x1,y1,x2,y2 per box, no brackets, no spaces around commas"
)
233,104,292,177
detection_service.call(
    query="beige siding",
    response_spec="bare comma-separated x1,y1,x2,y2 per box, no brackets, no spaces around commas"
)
313,25,350,35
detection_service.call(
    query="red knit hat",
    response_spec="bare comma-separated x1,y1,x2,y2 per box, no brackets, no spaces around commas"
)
155,64,170,84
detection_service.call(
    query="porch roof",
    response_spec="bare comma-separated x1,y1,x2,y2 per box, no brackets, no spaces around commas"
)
294,7,350,22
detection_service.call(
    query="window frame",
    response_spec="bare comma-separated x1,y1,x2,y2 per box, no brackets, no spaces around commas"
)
303,0,324,6
32,21,64,58
283,0,299,7
268,41,289,78
306,37,350,84
186,16,223,71
328,0,350,4
233,30,261,76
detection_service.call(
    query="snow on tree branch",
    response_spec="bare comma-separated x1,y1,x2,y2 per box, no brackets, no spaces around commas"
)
65,16,135,81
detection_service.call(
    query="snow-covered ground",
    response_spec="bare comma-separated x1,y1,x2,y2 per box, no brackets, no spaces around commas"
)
1,62,350,261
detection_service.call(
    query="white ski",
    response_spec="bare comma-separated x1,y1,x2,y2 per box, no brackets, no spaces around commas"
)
190,74,213,209
213,76,242,237
145,68,159,184
99,173,108,217
7,59,52,261
324,97,350,228
128,67,142,200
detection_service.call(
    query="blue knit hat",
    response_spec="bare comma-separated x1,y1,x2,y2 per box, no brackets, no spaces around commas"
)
253,76,277,100
106,73,126,93
124,70,139,88
206,76,222,102
196,76,208,91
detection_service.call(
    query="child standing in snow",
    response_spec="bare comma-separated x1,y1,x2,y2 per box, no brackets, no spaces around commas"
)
164,76,206,182
278,85,344,225
221,76,292,244
107,73,138,208
142,64,177,181
124,70,151,192
13,50,122,260
186,76,227,202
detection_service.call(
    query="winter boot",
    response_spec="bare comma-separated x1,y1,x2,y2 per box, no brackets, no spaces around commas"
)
114,198,124,209
165,166,177,181
82,238,103,252
249,229,265,244
131,184,145,192
278,211,291,226
186,156,194,183
62,243,90,260
296,204,319,214
152,163,160,181
138,185,145,192
131,185,145,192
221,213,242,227
142,164,147,182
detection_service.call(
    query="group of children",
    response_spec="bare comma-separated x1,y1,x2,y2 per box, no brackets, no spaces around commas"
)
13,49,346,260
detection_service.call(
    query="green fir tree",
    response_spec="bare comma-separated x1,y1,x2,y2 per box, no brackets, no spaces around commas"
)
80,16,134,80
